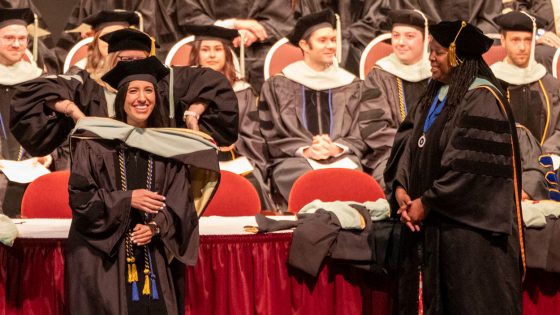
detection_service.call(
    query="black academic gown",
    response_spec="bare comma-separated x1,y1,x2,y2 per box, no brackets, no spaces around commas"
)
0,84,32,217
67,126,219,315
174,0,295,92
391,80,523,314
10,66,238,157
259,75,367,202
409,0,502,33
218,83,273,210
498,74,560,155
360,67,428,191
517,124,549,200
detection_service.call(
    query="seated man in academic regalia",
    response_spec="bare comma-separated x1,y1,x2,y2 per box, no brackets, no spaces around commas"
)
492,12,560,154
0,8,58,217
259,9,367,206
491,11,560,199
512,0,560,73
360,9,431,192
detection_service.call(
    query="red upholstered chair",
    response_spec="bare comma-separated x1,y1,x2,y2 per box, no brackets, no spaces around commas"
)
63,37,93,73
165,35,195,66
288,168,385,213
20,171,72,218
263,37,304,80
552,47,560,79
202,170,261,216
482,33,506,66
359,33,392,79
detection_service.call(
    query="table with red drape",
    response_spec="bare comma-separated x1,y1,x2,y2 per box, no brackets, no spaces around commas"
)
1,218,560,314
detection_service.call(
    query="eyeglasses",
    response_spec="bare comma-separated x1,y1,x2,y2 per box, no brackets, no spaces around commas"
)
117,56,145,62
0,36,28,45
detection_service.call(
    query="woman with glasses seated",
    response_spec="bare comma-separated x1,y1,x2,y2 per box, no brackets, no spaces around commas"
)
67,56,220,314
64,10,141,75
187,24,273,209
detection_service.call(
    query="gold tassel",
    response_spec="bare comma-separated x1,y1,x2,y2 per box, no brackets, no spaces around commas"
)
131,262,139,282
150,37,156,56
448,21,467,68
142,269,151,295
127,262,132,283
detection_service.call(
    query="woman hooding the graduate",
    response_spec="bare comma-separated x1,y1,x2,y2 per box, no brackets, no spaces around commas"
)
67,56,219,315
389,21,525,314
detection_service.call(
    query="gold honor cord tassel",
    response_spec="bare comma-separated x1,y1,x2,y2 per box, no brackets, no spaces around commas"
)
448,21,467,68
143,269,151,295
150,37,156,57
396,77,406,122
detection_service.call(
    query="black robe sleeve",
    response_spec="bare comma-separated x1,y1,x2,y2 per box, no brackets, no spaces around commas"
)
160,66,239,147
517,125,549,200
9,73,90,156
68,139,132,256
175,0,294,42
234,87,269,176
420,89,518,234
153,159,200,265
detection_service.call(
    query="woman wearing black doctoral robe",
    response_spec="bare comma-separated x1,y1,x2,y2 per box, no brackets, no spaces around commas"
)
67,57,220,314
390,21,524,314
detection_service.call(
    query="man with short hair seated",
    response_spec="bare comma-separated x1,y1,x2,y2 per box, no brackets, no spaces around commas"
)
360,9,431,192
259,9,367,206
491,11,560,199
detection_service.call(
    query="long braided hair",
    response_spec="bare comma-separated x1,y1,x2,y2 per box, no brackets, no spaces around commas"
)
418,56,504,118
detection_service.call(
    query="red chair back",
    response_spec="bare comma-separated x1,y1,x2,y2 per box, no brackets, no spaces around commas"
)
482,33,505,66
202,170,261,216
165,36,195,66
63,37,93,73
553,48,560,79
359,33,393,79
21,171,72,218
288,168,385,213
264,38,304,80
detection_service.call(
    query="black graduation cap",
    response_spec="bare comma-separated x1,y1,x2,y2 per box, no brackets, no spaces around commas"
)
182,24,239,42
0,8,34,28
429,20,493,66
100,28,158,55
101,56,169,90
288,9,336,46
389,9,428,29
82,10,139,31
494,11,547,32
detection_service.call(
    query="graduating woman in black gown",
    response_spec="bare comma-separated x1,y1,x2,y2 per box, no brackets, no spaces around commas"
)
67,56,220,315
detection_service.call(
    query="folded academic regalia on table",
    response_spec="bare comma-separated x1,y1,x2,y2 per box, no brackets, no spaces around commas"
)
248,200,398,277
526,215,560,273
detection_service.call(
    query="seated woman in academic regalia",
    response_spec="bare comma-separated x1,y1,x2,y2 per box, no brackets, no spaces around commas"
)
185,24,273,209
67,56,220,315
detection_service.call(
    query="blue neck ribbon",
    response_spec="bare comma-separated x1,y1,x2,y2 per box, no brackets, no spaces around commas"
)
423,94,447,133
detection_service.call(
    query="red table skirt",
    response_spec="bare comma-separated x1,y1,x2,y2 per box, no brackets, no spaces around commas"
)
0,234,558,315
